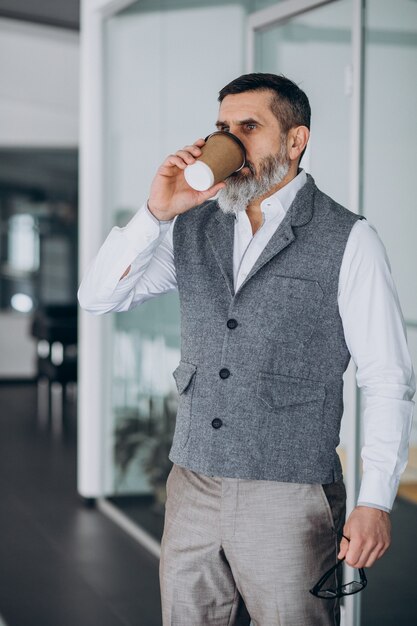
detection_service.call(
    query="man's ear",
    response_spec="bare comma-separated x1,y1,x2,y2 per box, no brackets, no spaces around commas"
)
287,126,310,162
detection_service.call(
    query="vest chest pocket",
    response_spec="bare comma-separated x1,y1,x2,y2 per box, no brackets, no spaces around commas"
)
263,275,324,345
172,361,197,448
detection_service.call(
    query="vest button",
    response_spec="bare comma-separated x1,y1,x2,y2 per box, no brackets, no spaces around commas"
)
211,418,223,429
219,368,230,379
227,318,238,329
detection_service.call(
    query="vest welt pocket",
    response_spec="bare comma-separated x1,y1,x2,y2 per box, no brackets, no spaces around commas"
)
172,361,197,449
255,373,326,456
256,372,326,410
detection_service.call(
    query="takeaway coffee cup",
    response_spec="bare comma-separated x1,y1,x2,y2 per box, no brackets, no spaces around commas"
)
184,131,246,191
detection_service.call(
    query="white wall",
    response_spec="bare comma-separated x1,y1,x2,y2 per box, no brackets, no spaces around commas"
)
0,18,79,146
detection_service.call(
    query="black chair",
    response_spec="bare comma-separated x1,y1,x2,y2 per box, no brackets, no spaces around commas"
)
31,304,78,432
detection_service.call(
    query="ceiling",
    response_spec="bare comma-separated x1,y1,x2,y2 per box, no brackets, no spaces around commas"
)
0,0,80,30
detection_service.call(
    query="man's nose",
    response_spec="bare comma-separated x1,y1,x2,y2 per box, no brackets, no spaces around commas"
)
229,126,245,143
227,127,248,156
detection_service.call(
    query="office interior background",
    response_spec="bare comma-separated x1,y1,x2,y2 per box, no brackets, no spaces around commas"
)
0,0,416,625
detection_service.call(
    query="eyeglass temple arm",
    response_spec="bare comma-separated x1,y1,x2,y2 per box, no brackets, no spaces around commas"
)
310,557,345,593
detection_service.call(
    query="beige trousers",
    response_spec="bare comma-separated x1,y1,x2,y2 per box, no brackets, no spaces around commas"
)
160,464,346,626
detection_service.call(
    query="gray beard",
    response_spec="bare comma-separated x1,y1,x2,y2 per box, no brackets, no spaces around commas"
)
217,146,290,215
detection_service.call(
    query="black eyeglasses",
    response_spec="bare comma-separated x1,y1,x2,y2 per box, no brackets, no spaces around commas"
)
309,534,367,599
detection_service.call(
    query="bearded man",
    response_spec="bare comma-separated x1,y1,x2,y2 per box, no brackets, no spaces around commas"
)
78,73,415,626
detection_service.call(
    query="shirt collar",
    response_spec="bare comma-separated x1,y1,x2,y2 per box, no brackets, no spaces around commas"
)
260,168,307,220
235,169,307,225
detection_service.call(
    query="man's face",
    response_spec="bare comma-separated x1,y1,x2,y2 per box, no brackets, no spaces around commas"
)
216,90,291,213
216,90,284,178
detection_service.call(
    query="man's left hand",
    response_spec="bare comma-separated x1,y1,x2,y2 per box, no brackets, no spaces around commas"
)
337,506,391,568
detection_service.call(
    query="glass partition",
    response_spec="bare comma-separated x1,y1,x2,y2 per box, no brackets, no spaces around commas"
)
84,0,416,552
363,0,417,493
0,150,78,313
102,0,249,532
255,0,352,204
254,0,353,474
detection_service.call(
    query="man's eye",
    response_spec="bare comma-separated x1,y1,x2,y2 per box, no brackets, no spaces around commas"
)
246,124,257,130
218,126,229,132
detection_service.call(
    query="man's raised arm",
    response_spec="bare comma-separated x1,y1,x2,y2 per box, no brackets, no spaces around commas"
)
78,138,225,314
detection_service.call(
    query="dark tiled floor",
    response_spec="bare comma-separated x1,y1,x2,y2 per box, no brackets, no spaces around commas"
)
0,382,162,626
361,495,417,625
0,382,416,626
107,496,165,543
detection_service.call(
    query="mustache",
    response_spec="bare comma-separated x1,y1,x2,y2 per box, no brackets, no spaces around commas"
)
217,148,290,216
231,160,256,177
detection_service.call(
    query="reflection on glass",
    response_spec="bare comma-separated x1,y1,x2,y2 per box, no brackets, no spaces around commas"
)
255,0,352,205
111,295,180,500
254,0,352,468
8,214,39,272
363,0,417,493
103,0,294,517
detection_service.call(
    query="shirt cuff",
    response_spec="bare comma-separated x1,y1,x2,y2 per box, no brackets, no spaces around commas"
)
145,202,174,225
356,501,391,514
357,469,400,512
121,203,173,252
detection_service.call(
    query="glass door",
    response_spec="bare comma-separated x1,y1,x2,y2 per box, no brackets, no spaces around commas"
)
102,0,251,531
250,2,358,624
80,0,359,543
362,0,417,488
361,2,417,621
252,0,354,494
249,2,417,625
79,1,415,623
79,0,251,541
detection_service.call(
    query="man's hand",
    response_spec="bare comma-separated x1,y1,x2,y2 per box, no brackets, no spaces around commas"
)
148,138,225,221
338,506,391,568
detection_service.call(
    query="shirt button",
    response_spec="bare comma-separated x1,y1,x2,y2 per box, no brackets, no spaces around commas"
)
227,319,238,329
219,368,230,379
211,418,223,429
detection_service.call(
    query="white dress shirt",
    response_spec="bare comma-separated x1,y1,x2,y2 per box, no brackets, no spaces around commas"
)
78,170,415,512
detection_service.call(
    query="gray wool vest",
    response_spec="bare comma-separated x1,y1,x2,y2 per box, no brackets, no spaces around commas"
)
169,174,363,484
